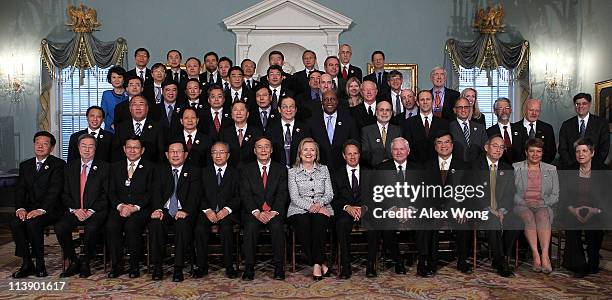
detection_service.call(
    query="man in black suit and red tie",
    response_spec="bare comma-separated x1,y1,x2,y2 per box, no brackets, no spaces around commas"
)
430,66,460,121
55,134,109,278
201,51,221,86
486,97,526,164
125,48,153,86
331,140,365,279
339,44,363,81
194,141,240,279
67,106,113,163
11,131,65,278
293,50,318,96
175,106,212,168
200,85,233,141
149,141,201,282
363,51,390,100
240,136,288,281
224,66,255,110
165,50,187,86
403,90,449,163
241,59,259,91
106,136,155,278
220,101,263,168
266,96,311,168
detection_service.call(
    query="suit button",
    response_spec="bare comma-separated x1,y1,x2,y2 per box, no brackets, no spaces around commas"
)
310,178,313,181
311,188,314,191
310,196,314,199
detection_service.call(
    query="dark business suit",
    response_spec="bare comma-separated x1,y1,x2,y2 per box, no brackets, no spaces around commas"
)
364,71,390,100
67,129,113,163
112,118,166,163
513,119,557,164
194,165,240,271
151,102,186,137
224,87,256,111
11,156,65,265
148,164,201,268
430,87,460,121
307,110,359,171
219,125,263,169
293,69,317,96
350,102,377,130
240,161,288,268
55,160,109,262
265,119,311,167
247,106,279,132
106,159,155,270
201,71,221,86
126,68,153,86
295,87,322,121
342,64,362,81
558,114,610,169
403,114,450,163
361,123,402,168
486,122,527,164
449,119,488,163
113,99,132,127
166,69,188,85
390,109,419,126
199,108,233,142
243,78,259,91
172,130,212,168
142,84,163,107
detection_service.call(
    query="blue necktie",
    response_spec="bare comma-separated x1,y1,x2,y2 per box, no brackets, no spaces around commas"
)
168,169,179,217
36,162,43,172
326,115,334,144
579,119,586,137
284,124,292,167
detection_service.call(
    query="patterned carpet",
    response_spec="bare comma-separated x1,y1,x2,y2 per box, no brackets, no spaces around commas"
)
0,236,611,299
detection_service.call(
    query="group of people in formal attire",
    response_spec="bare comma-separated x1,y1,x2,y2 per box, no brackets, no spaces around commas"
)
11,44,609,283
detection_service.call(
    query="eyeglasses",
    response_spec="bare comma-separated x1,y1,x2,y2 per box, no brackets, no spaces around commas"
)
168,150,185,154
488,144,506,150
575,102,590,107
280,105,296,110
211,150,228,155
495,107,511,111
454,106,470,110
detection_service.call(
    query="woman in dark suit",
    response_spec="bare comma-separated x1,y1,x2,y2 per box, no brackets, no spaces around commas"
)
461,88,486,125
561,137,609,278
512,138,559,273
287,138,334,280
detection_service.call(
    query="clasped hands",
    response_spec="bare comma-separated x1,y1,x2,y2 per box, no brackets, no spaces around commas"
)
309,202,331,217
205,208,230,223
150,209,188,220
345,205,362,221
254,210,278,224
118,204,139,217
73,209,94,222
16,209,44,221
569,206,599,223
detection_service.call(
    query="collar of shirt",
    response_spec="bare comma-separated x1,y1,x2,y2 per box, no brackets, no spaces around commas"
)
127,158,141,169
136,67,147,74
133,118,147,128
269,85,281,93
486,157,498,170
406,107,418,117
394,160,407,170
523,119,536,132
154,83,162,88
164,101,176,109
297,163,321,174
420,112,433,123
183,129,197,141
433,86,445,96
210,70,218,77
346,164,360,183
88,127,101,136
282,119,295,130
231,88,243,97
341,63,350,70
324,111,338,122
578,113,590,127
222,79,229,86
214,164,227,176
438,155,452,170
189,99,200,106
391,90,400,99
259,106,271,114
172,165,184,176
211,107,223,116
235,124,248,135
310,89,320,98
80,159,93,171
377,121,388,132
364,101,376,111
457,117,470,126
257,160,271,175
497,122,512,142
36,157,48,165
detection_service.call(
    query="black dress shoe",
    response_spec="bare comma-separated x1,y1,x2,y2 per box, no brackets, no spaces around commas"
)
497,263,514,278
339,269,352,279
457,261,473,274
35,266,48,278
128,268,140,278
12,262,35,278
273,266,285,280
172,267,184,282
365,264,377,278
395,262,407,274
192,267,208,278
417,264,433,278
242,266,254,281
152,266,163,281
108,268,123,278
79,260,91,278
60,259,80,278
225,268,237,279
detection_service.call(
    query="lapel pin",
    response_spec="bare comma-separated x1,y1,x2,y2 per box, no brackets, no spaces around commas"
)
148,125,152,129
93,165,98,171
99,134,104,138
245,136,250,141
451,169,456,173
198,104,203,109
350,69,354,73
270,114,275,118
338,121,342,126
183,172,188,177
176,107,181,113
195,140,200,144
376,138,381,143
296,128,301,132
473,128,477,131
513,131,517,135
224,113,229,118
541,135,545,139
138,165,143,169
44,165,49,170
499,171,504,176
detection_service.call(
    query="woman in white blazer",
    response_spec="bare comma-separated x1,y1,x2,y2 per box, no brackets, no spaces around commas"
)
513,138,559,274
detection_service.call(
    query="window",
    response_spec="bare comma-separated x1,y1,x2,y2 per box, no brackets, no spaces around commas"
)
458,66,511,128
59,67,112,160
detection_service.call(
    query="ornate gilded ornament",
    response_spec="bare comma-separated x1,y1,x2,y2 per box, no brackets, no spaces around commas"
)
66,4,101,33
473,4,505,34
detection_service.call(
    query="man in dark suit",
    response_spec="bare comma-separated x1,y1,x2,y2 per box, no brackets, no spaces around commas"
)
308,90,359,171
216,57,233,95
114,76,145,126
323,55,347,100
125,48,153,86
151,80,185,136
112,95,166,163
486,97,526,164
194,141,240,279
350,80,378,129
403,90,450,163
106,136,155,278
383,70,405,115
241,58,259,91
293,50,318,95
55,134,109,278
201,51,221,85
449,97,488,163
248,85,280,132
220,101,263,168
472,134,517,277
240,137,289,281
266,96,311,168
363,51,390,100
199,85,233,141
295,70,323,121
558,92,610,168
142,63,168,106
262,65,294,111
339,44,362,81
421,131,472,276
391,89,419,126
513,98,557,164
11,131,65,278
184,78,207,119
68,106,113,163
174,106,212,168
224,66,255,110
430,66,460,121
149,141,201,282
180,58,204,101
332,140,364,279
258,51,296,93
165,50,187,85
361,101,402,168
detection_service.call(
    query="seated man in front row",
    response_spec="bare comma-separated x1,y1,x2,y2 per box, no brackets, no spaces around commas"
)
240,136,288,281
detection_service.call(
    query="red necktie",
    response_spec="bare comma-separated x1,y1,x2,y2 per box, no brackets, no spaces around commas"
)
80,164,87,209
434,90,442,118
238,128,244,147
213,112,221,132
342,66,348,80
187,134,193,152
261,165,271,211
424,116,430,137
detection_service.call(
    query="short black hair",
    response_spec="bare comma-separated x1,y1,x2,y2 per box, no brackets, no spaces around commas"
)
302,50,316,59
180,106,199,118
124,135,143,147
161,80,178,89
33,131,56,146
371,50,385,61
134,47,150,58
324,55,339,66
166,49,182,60
207,84,224,97
107,66,127,84
254,136,272,145
86,105,105,119
308,70,323,78
573,92,592,103
343,139,361,153
388,70,403,80
486,133,504,144
241,58,256,69
185,78,201,89
126,75,144,86
203,51,219,61
228,66,244,76
231,100,248,110
150,62,166,72
255,84,272,95
269,50,284,61
278,95,296,108
432,130,453,142
417,89,432,99
218,56,233,67
185,57,201,66
267,64,283,76
77,133,97,147
166,139,188,152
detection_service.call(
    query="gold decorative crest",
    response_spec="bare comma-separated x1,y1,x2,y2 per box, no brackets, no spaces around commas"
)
473,4,505,34
66,4,100,33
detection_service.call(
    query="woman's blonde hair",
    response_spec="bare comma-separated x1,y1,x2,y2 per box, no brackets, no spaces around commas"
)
461,87,482,119
345,77,363,107
294,137,320,167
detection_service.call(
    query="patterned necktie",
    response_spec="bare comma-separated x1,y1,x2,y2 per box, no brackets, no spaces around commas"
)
342,66,348,80
408,112,413,118
139,70,144,82
424,116,430,137
135,122,142,136
397,165,405,181
128,162,135,179
217,168,222,186
155,87,162,103
214,112,221,132
529,123,535,139
80,164,88,209
284,124,292,167
36,162,43,172
209,73,214,84
167,105,173,123
238,128,244,147
186,134,193,152
489,164,497,210
463,121,470,144
168,169,179,217
434,90,441,112
440,161,448,184
224,82,230,93
234,92,239,103
395,94,402,116
173,72,179,82
381,125,387,145
579,119,586,137
326,115,334,144
261,110,268,128
351,169,359,200
272,89,278,110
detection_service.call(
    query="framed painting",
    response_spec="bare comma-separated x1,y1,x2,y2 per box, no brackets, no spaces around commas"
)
367,63,418,91
594,79,612,131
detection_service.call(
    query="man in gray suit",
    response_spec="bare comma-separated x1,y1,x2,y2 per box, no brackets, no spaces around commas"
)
361,101,402,168
449,97,487,163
